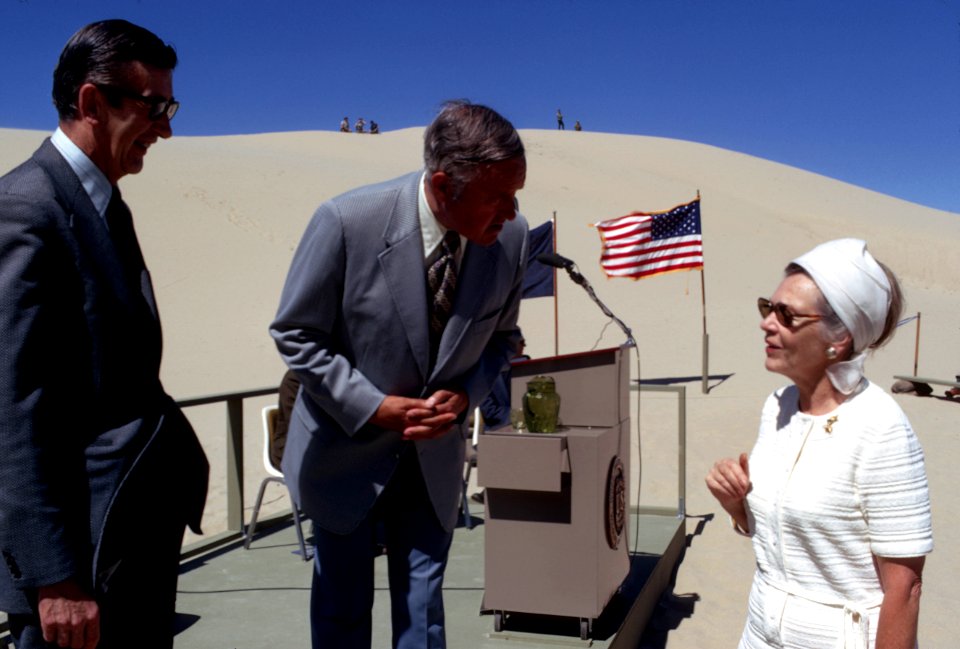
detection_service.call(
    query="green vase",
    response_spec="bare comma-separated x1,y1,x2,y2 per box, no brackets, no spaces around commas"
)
522,375,560,433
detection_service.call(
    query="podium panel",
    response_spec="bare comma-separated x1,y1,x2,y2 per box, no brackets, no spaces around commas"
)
478,346,631,635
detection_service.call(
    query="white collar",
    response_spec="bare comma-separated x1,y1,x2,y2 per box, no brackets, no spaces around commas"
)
50,127,112,218
418,171,464,265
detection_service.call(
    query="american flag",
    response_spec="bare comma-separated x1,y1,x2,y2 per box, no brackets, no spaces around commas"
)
594,199,703,279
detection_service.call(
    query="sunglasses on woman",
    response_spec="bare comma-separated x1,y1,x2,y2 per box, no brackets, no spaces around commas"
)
757,297,822,328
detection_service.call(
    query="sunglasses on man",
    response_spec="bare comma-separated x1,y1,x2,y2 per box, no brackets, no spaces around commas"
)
97,84,179,121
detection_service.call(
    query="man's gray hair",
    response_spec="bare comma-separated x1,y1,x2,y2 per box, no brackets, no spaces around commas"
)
423,100,524,197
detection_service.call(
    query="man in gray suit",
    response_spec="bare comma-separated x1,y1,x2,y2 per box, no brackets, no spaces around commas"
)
0,20,208,649
271,100,528,649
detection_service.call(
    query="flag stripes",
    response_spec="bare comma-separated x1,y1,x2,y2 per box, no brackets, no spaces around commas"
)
594,199,703,279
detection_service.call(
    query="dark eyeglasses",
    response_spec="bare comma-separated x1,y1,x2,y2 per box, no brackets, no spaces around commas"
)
757,297,822,328
97,85,179,121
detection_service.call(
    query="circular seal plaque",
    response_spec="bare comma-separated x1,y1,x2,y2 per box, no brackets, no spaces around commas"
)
605,456,626,549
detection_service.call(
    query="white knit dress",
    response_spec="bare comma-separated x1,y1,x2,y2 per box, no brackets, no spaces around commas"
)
738,381,933,649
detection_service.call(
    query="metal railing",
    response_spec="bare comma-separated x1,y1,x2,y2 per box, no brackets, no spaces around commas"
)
631,383,687,518
176,386,279,556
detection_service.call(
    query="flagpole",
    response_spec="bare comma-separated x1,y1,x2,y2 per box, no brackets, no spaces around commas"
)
553,211,559,356
698,191,709,394
913,311,921,376
700,269,709,394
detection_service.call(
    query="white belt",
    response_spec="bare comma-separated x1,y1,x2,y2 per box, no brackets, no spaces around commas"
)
758,572,882,649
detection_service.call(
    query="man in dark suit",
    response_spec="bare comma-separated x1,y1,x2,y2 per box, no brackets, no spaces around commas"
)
0,20,208,649
271,100,528,649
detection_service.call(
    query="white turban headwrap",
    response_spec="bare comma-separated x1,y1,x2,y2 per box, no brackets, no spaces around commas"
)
792,238,892,394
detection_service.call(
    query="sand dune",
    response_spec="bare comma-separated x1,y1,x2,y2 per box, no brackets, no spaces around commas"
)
2,126,957,647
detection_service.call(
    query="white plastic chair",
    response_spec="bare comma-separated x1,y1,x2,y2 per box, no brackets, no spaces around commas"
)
244,405,309,560
461,406,482,529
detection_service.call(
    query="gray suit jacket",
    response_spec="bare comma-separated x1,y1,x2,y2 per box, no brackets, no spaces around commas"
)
271,171,526,534
0,140,208,614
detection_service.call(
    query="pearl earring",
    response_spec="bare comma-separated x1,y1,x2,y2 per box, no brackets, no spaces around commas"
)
826,346,838,360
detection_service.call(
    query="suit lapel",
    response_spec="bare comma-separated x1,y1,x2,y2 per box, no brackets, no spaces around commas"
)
33,142,129,297
376,173,505,384
378,176,431,382
430,240,500,381
33,140,162,336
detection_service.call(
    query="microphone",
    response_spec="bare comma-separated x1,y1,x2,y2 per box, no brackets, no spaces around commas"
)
537,251,635,347
537,251,587,289
536,252,576,269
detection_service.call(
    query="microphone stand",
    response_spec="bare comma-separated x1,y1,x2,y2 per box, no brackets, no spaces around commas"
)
561,264,636,348
550,256,640,546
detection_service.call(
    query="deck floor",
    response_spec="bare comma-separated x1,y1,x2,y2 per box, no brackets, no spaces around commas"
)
173,505,687,648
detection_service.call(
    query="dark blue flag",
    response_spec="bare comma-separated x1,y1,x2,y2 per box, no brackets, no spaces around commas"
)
522,221,555,298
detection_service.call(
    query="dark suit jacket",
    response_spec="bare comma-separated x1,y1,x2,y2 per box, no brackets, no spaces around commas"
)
0,140,208,615
271,171,526,535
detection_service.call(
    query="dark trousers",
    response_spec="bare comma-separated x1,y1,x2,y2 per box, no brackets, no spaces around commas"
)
310,447,454,649
9,520,186,649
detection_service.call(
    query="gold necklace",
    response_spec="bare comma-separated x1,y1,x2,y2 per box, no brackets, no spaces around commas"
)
824,415,838,433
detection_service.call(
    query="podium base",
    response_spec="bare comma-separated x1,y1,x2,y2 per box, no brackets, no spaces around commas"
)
481,508,687,645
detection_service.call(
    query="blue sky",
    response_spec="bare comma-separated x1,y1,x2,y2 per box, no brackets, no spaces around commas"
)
3,0,959,213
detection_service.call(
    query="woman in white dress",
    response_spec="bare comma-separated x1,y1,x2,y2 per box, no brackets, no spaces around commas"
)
706,239,933,649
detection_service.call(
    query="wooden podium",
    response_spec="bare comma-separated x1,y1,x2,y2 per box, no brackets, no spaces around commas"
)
478,345,632,639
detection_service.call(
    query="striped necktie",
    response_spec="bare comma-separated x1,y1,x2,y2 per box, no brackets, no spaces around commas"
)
428,230,460,341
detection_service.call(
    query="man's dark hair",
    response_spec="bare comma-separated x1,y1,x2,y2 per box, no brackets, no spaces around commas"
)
424,100,525,197
53,19,177,120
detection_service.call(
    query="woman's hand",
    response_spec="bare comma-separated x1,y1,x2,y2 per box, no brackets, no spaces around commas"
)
705,453,752,533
